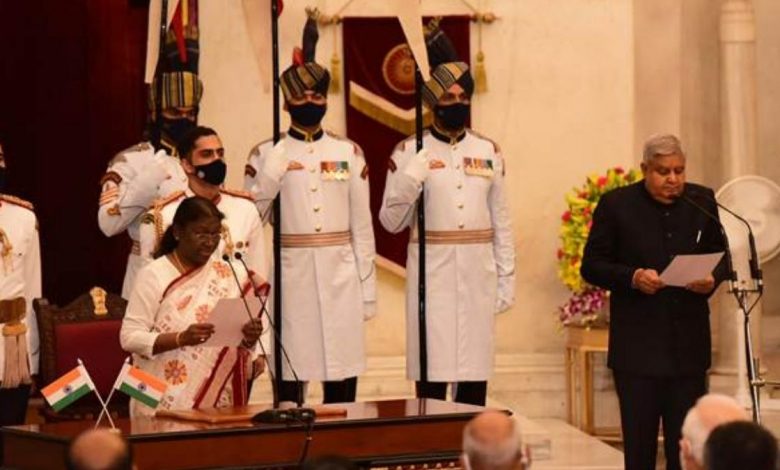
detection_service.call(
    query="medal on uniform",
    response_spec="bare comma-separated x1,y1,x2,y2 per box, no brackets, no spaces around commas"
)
321,161,350,181
463,157,494,177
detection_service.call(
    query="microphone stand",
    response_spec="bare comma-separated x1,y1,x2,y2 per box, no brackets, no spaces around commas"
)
681,192,763,423
689,190,772,423
233,253,314,424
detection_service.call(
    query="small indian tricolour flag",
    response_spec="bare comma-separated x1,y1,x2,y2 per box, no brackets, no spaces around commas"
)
41,365,95,412
114,363,167,409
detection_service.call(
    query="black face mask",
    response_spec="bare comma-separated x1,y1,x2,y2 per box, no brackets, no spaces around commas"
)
161,117,196,148
194,159,227,186
435,103,470,131
0,167,5,193
288,102,327,127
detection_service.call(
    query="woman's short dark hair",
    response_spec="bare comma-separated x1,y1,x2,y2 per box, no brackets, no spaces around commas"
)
177,126,218,160
154,196,224,259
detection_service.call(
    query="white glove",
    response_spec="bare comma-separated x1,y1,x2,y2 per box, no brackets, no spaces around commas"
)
147,150,171,186
262,141,289,182
363,301,377,320
403,148,430,184
123,150,170,208
495,276,515,314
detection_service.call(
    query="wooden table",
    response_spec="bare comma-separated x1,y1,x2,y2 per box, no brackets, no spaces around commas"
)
565,326,608,434
2,399,484,469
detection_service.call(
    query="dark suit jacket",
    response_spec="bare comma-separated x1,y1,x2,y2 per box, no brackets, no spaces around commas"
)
580,181,727,377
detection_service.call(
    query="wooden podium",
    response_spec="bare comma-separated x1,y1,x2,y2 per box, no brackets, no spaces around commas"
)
2,399,485,469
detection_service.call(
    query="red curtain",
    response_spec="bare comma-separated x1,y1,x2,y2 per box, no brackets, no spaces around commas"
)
342,16,471,267
0,0,149,304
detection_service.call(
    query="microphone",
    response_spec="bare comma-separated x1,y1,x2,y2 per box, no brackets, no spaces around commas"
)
685,187,763,293
233,252,314,423
221,254,257,325
678,190,738,292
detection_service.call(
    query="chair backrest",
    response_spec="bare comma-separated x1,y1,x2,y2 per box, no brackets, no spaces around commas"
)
35,288,129,420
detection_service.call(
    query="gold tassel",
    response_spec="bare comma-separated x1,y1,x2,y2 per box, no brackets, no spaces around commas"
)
474,50,488,93
330,52,341,94
3,323,30,389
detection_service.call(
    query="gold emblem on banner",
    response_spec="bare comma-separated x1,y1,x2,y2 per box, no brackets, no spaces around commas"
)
382,44,416,96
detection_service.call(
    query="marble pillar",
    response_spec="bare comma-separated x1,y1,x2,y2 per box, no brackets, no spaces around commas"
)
711,0,763,407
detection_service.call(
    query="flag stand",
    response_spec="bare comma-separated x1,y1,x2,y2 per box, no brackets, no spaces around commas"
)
94,357,132,429
72,358,116,430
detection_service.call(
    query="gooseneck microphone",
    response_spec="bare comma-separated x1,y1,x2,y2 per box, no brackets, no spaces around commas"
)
677,190,738,292
685,187,763,293
233,252,314,423
222,254,258,324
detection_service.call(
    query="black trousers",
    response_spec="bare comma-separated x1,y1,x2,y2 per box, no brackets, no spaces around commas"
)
613,371,706,470
0,385,31,464
0,384,30,426
416,380,487,406
276,377,358,405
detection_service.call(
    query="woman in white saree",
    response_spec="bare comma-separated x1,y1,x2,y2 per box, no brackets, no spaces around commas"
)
120,196,264,417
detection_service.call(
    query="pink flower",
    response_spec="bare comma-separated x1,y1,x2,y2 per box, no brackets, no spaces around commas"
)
562,211,572,222
614,166,625,174
597,176,608,187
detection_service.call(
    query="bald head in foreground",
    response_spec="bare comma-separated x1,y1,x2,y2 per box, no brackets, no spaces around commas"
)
66,429,134,470
462,411,527,470
679,393,748,470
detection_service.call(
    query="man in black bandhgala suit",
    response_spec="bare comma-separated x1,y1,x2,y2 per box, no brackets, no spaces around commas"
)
581,134,728,470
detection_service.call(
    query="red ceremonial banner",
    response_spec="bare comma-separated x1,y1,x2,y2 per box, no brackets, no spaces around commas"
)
343,16,471,268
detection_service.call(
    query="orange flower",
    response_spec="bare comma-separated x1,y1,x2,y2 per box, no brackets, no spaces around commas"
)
213,261,231,279
195,304,210,323
176,295,192,311
164,360,188,385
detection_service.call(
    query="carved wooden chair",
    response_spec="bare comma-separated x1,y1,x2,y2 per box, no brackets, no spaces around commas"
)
34,287,129,422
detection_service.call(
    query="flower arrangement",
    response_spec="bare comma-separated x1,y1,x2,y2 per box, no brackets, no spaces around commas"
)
556,166,641,326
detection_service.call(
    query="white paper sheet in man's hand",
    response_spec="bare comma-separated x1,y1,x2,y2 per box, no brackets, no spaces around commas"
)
201,297,262,348
659,252,724,287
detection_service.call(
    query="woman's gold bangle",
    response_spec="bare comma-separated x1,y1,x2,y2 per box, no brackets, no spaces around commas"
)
175,331,184,348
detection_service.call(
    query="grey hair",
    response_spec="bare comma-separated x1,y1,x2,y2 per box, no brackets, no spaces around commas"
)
681,394,745,466
462,417,523,470
642,134,685,163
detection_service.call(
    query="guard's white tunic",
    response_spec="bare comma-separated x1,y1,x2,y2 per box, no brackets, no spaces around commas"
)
98,142,187,297
380,129,515,382
0,195,41,384
245,130,376,381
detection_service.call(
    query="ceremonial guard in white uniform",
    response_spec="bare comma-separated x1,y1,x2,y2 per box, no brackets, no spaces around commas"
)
380,21,515,406
97,71,203,298
245,10,376,404
0,143,41,427
139,127,267,280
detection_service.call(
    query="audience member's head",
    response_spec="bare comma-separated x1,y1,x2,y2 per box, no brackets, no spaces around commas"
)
704,421,777,470
301,455,358,470
462,411,527,470
679,393,748,470
65,429,133,470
